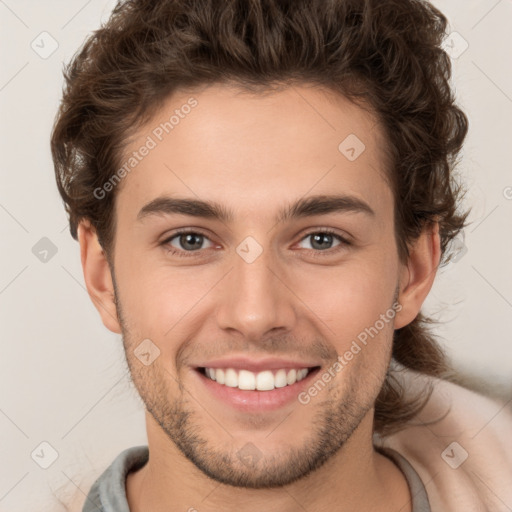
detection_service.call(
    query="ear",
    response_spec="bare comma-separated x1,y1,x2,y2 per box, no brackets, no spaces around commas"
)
394,221,441,330
77,220,122,334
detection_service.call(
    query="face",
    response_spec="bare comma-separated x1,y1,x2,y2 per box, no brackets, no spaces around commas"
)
86,83,417,488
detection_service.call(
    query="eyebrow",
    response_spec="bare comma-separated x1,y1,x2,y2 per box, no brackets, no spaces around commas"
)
136,194,375,224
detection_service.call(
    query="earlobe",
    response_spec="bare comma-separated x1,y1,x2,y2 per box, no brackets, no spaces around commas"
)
77,221,122,334
394,222,441,330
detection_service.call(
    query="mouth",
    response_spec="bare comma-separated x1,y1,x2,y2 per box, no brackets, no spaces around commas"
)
197,366,320,391
193,364,322,412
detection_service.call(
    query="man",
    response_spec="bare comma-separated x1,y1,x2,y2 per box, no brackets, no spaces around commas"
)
51,0,512,510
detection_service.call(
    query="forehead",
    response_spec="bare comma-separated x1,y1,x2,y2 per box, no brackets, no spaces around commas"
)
115,83,392,224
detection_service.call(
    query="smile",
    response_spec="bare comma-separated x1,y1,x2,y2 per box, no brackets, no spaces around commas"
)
200,367,313,391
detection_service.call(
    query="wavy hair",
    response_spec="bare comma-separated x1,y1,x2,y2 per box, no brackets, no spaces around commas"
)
51,0,469,435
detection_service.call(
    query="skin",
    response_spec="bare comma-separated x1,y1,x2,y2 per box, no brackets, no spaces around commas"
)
78,83,440,512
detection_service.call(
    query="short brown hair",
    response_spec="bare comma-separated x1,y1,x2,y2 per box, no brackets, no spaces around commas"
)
51,0,470,434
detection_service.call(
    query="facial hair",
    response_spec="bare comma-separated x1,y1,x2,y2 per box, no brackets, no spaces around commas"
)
113,276,397,489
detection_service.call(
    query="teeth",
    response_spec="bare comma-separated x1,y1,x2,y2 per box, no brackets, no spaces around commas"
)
274,369,288,388
203,367,311,391
225,368,238,388
286,369,297,385
238,370,256,390
256,370,274,391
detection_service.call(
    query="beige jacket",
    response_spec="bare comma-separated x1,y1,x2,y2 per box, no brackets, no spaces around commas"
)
376,371,512,511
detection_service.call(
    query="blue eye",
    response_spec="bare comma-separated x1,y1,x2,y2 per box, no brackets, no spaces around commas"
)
163,230,214,256
298,231,342,251
161,228,350,258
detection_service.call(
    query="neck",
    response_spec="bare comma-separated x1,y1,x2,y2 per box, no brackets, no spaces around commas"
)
126,412,412,512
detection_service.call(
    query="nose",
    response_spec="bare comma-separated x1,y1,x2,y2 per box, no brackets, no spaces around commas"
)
215,243,297,341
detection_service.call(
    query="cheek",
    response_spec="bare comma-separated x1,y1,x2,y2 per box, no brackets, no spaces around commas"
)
115,258,212,340
297,249,399,345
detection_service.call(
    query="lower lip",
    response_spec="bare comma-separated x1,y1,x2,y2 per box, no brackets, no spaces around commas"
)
193,367,321,412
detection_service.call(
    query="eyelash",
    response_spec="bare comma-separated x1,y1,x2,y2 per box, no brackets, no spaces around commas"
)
161,228,351,259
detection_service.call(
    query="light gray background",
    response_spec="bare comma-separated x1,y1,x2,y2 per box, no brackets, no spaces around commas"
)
0,0,511,510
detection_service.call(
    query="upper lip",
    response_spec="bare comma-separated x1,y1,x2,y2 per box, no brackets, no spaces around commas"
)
195,356,320,373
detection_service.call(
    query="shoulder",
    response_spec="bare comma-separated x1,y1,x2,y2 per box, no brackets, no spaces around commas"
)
59,445,149,512
376,370,512,511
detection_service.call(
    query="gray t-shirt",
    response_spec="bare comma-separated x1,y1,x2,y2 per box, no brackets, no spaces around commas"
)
82,445,431,511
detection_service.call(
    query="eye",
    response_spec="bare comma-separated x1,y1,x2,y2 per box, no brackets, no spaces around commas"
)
162,230,215,256
296,229,350,254
161,228,351,259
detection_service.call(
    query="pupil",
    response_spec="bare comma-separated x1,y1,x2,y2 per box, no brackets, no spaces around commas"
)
181,233,203,250
312,233,332,250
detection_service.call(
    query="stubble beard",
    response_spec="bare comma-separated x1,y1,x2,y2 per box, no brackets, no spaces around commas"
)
122,333,384,489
